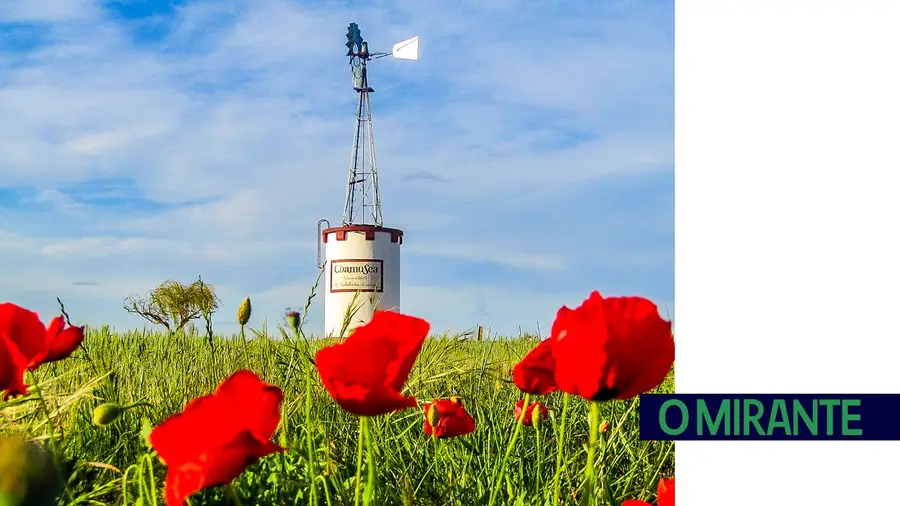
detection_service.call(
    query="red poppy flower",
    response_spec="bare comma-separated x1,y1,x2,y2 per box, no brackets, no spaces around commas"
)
315,310,430,417
514,399,548,426
423,397,476,438
0,303,85,399
0,304,46,369
622,477,674,506
0,331,28,399
549,291,673,402
41,315,86,365
512,338,557,395
0,304,85,369
148,370,284,506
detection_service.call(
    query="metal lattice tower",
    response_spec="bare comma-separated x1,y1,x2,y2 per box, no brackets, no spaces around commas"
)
343,55,382,226
341,23,419,227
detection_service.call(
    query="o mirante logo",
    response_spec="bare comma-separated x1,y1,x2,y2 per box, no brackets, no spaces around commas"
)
637,394,900,440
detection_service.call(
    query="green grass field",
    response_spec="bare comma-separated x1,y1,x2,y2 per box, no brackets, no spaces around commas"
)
1,324,674,506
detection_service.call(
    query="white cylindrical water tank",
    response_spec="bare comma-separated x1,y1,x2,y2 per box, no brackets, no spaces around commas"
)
321,225,403,337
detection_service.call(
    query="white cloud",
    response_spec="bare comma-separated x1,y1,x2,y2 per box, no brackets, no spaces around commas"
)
0,0,100,22
0,0,673,335
406,243,565,271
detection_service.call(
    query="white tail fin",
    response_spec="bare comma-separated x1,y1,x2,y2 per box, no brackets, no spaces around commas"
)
392,36,419,61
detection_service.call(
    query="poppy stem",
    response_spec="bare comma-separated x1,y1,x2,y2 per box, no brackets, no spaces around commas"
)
28,371,61,469
552,394,570,506
487,393,530,506
437,437,455,505
583,401,601,505
363,416,376,506
123,401,153,411
239,324,250,364
353,416,365,506
447,441,455,506
535,419,542,495
305,360,319,505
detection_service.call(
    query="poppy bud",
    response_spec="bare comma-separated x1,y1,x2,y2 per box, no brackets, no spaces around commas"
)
285,310,300,331
92,403,124,426
531,405,544,427
599,420,610,433
426,403,440,430
238,297,252,326
0,436,63,506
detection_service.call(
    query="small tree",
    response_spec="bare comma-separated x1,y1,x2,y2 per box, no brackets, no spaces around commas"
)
197,275,217,348
124,278,221,335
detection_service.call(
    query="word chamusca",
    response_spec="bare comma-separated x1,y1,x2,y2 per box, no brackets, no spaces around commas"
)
659,398,863,437
332,263,380,274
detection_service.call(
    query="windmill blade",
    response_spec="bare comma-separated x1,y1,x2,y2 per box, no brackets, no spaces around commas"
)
391,36,419,61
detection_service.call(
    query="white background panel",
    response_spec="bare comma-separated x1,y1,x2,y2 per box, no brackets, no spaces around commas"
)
677,1,900,504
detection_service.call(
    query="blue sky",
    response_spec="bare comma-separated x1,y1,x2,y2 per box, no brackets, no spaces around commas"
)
0,0,673,336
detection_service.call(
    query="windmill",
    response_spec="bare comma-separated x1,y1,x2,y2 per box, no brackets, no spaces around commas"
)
342,23,419,226
317,24,419,337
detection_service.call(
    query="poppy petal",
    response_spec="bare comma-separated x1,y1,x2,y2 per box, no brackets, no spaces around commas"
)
149,371,283,467
657,477,674,506
513,338,558,395
435,411,475,438
549,291,673,402
150,393,233,467
513,399,526,423
213,370,284,441
318,311,428,392
550,293,620,400
196,431,283,488
165,435,283,506
319,379,418,417
514,400,549,426
0,303,49,368
315,335,388,389
0,334,29,399
43,317,85,364
376,312,430,391
165,461,204,506
151,371,284,504
602,297,674,399
620,501,653,506
46,316,64,341
315,312,428,417
162,435,282,506
430,400,476,438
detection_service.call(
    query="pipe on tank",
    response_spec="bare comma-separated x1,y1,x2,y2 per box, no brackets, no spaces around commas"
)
317,219,331,269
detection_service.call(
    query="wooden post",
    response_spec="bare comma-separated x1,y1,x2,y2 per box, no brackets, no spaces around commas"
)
477,325,484,343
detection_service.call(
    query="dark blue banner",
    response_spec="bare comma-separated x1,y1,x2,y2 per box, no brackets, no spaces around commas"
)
638,394,900,440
